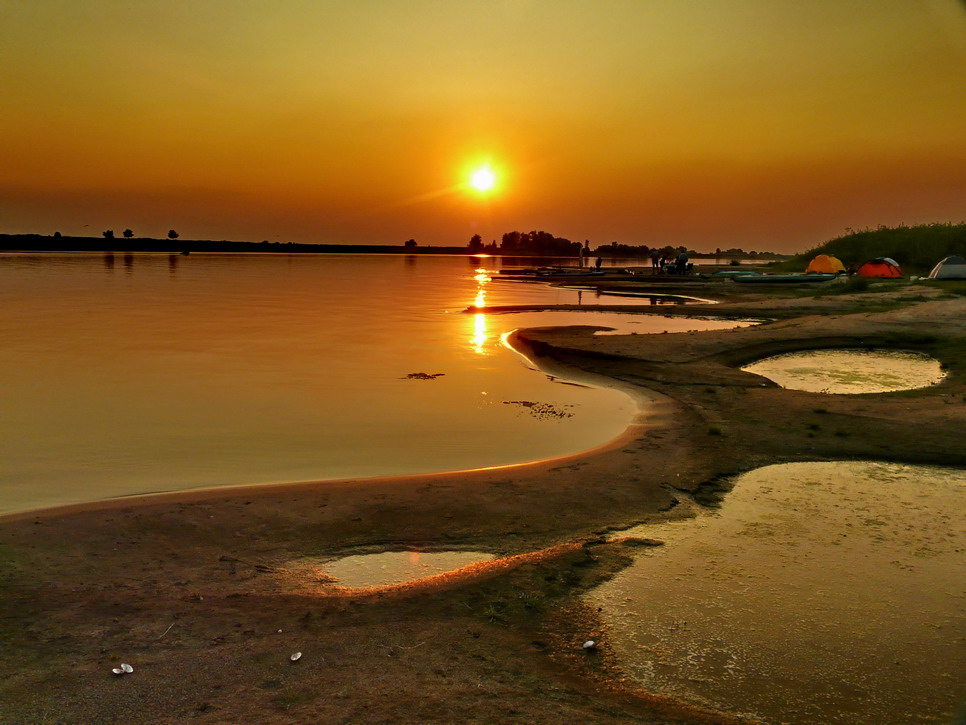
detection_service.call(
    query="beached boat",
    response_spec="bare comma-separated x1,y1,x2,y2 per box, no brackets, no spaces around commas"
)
711,270,763,278
732,273,838,284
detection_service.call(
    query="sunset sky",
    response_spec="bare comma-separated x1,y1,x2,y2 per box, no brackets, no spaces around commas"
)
2,0,964,253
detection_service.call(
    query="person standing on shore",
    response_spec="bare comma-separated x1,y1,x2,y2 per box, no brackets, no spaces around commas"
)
651,250,660,274
676,250,689,275
595,256,603,271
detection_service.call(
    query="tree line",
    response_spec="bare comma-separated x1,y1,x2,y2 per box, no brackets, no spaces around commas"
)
466,232,785,258
99,229,180,240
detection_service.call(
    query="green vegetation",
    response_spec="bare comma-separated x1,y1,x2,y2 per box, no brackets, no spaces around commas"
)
774,223,966,275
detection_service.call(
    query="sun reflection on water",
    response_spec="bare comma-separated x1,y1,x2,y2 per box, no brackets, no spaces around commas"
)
471,313,488,353
470,268,491,353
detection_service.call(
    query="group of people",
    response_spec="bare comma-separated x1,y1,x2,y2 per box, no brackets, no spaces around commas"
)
650,250,691,275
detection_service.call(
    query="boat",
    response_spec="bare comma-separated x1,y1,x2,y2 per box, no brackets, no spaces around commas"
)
732,273,839,284
711,269,762,278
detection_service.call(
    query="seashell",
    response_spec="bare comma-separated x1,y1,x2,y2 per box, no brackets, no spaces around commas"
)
290,652,302,662
112,667,125,675
582,640,597,650
121,663,134,673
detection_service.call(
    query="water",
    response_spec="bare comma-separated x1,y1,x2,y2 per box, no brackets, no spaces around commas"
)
300,550,496,589
0,253,740,514
589,462,966,724
742,349,945,393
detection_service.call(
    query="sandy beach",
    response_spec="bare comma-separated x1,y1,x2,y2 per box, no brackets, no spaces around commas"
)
1,283,964,724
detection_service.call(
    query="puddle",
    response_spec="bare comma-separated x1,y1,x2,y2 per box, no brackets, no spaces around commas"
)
558,287,719,305
742,349,945,393
596,290,720,305
591,316,757,336
588,462,966,724
310,550,496,589
492,310,756,338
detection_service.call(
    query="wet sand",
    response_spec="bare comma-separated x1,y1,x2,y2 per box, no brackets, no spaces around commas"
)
1,284,964,724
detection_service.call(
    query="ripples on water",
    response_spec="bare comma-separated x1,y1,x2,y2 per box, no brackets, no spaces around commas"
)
0,253,740,513
590,461,966,724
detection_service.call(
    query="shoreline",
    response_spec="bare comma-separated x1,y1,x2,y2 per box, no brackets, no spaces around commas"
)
0,416,655,526
0,333,657,524
1,285,964,723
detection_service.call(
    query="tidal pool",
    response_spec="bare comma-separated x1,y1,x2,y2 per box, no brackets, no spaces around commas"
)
742,349,945,393
309,550,496,589
588,462,966,724
596,290,719,305
491,310,755,338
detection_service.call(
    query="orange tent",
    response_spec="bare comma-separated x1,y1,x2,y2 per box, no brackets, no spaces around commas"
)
806,254,845,274
856,257,902,278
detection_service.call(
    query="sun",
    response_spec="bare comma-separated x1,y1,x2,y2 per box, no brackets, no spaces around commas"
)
469,165,496,193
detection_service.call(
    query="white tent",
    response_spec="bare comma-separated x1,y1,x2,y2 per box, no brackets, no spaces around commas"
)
927,255,966,280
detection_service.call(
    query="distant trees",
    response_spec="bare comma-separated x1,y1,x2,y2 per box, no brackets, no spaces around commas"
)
102,230,114,239
123,229,134,238
403,238,417,249
467,234,484,252
167,230,179,240
593,241,650,257
499,230,581,256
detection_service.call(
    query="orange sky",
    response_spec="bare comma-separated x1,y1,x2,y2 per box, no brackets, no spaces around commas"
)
2,0,964,253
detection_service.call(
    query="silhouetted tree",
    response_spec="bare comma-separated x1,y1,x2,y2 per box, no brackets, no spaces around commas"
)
102,230,114,239
467,234,484,252
123,229,134,238
403,239,417,249
53,231,61,238
167,229,179,240
499,229,580,256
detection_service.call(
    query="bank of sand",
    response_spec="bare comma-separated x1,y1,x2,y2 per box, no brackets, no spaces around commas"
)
1,286,964,724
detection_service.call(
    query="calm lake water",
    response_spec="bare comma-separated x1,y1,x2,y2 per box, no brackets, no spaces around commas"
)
0,253,741,514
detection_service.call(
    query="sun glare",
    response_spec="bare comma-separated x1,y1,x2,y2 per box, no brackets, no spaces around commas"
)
469,165,496,193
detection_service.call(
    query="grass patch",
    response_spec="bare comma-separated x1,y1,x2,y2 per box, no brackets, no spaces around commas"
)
770,223,966,275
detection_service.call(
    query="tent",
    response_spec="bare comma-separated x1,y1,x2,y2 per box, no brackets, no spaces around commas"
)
856,257,902,278
806,254,845,274
928,255,966,280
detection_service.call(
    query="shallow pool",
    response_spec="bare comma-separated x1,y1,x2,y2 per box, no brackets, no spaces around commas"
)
306,550,496,589
742,349,945,393
588,461,966,724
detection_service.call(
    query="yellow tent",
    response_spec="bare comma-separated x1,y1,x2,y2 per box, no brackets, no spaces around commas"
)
806,254,845,274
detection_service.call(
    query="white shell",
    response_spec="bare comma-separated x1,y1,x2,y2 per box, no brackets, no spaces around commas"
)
112,667,124,675
121,663,134,673
290,652,302,661
582,640,597,649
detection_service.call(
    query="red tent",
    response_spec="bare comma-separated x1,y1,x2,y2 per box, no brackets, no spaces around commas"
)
856,257,902,278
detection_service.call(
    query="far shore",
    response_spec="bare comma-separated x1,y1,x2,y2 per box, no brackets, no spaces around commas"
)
1,283,964,724
0,234,787,262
